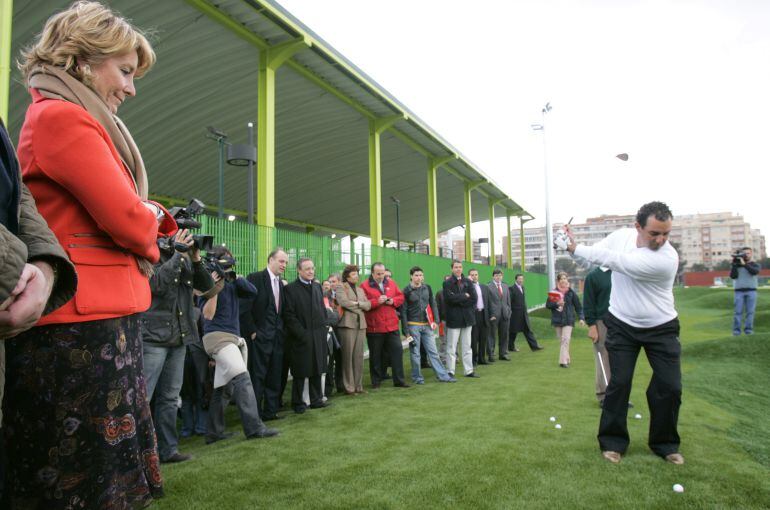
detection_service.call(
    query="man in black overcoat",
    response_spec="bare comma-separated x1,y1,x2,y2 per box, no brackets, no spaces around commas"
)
241,248,289,420
282,257,332,414
508,274,543,352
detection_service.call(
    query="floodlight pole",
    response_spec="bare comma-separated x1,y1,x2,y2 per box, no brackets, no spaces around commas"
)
533,102,555,289
247,122,255,224
218,138,226,219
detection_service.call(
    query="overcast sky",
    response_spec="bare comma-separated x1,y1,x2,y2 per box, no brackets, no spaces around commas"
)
278,0,769,248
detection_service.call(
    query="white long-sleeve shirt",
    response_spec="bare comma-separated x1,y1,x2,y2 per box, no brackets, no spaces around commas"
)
572,228,678,328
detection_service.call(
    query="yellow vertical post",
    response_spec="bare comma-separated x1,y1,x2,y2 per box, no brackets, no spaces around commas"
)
464,182,472,262
520,216,527,270
368,114,403,247
506,211,513,269
0,0,13,122
488,199,496,266
427,155,454,256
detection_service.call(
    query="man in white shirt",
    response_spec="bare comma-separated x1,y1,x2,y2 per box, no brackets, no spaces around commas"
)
562,201,684,465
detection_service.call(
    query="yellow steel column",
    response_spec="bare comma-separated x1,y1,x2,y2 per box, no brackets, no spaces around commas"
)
520,216,528,270
488,198,496,266
368,114,403,246
427,155,454,256
0,0,13,122
463,182,472,262
506,211,513,269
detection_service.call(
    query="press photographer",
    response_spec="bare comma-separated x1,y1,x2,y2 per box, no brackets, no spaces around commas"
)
729,247,760,336
140,227,215,464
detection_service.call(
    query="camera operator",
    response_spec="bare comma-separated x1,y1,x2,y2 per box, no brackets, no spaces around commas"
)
200,247,278,443
140,228,214,463
730,247,760,336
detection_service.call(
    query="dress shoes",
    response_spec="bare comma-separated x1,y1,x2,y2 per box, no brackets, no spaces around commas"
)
394,383,411,388
371,384,381,390
478,360,489,365
205,431,235,445
499,355,511,361
602,451,622,464
262,414,285,421
344,390,356,396
559,363,569,368
532,346,544,351
247,426,280,439
665,453,685,465
309,401,332,409
465,372,480,378
161,452,192,464
487,358,495,363
293,405,307,414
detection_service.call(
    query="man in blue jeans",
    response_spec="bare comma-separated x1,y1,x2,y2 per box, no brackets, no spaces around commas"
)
730,247,760,336
401,266,457,384
141,228,214,463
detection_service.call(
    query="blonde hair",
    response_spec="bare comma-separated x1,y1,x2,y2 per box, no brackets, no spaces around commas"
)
19,1,155,84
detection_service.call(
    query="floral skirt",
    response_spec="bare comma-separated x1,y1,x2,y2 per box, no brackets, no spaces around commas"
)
3,315,163,509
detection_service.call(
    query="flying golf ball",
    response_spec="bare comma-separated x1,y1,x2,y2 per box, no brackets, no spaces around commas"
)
555,424,562,429
634,413,642,419
673,484,684,493
549,416,556,422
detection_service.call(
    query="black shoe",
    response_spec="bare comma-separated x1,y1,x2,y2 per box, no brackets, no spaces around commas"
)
499,355,511,361
465,372,480,378
293,405,307,414
247,426,280,439
394,383,411,388
161,452,192,463
478,360,489,365
309,401,331,409
205,432,235,445
487,358,496,363
262,414,285,421
559,363,569,368
532,346,544,351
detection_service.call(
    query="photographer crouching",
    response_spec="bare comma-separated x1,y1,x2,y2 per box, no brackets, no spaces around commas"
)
730,247,760,336
141,228,214,463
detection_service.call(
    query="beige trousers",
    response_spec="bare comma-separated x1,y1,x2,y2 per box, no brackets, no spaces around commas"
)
593,319,611,402
555,325,573,365
338,326,366,392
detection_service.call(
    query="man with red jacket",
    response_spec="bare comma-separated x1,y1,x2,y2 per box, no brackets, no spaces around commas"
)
361,262,409,389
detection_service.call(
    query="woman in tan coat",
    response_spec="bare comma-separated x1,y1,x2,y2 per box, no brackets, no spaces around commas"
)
335,265,371,394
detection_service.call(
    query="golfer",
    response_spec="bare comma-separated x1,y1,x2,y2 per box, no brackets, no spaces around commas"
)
561,201,683,465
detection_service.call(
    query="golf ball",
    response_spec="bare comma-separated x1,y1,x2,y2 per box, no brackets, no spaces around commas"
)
555,424,562,429
634,413,642,419
673,484,684,493
549,417,556,422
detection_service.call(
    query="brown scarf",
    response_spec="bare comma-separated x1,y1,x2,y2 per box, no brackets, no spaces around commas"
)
28,65,154,276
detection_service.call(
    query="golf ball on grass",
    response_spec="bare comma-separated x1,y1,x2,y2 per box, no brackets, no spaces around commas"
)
634,413,642,419
555,424,562,430
673,484,684,493
549,417,556,422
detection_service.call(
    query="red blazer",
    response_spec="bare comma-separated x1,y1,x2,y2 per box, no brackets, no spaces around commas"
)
360,276,404,334
17,90,176,325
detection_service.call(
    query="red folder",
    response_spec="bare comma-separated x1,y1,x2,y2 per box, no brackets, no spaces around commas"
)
547,291,562,303
426,305,435,324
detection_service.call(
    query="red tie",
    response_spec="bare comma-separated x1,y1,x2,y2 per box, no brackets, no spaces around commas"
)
497,283,503,297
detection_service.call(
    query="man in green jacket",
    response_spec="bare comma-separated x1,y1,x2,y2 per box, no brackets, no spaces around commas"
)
1,118,77,505
583,266,612,406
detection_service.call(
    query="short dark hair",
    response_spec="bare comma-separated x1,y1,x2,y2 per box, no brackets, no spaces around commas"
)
636,201,673,228
268,247,286,263
327,272,341,281
514,273,523,279
468,268,479,275
492,268,503,276
451,259,462,268
342,264,359,282
371,262,385,272
409,266,423,275
297,257,313,270
742,246,752,252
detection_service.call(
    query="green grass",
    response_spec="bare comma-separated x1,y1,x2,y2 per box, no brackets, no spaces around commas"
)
154,288,770,509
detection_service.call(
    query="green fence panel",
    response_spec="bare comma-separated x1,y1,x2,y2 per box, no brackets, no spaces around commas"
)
195,216,548,306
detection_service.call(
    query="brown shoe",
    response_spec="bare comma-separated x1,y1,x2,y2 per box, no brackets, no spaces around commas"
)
602,451,622,464
665,453,685,465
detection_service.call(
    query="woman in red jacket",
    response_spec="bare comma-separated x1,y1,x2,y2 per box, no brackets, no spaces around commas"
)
4,2,176,508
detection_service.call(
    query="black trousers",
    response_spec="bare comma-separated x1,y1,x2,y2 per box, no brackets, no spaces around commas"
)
246,332,284,418
509,316,540,350
367,331,405,386
292,374,323,409
598,313,682,457
471,310,489,363
490,316,510,358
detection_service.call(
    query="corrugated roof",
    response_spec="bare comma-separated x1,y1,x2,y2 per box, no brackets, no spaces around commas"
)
7,0,531,242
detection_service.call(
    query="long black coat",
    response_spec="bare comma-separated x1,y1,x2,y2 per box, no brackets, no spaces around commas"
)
442,276,477,328
509,284,531,332
282,279,330,378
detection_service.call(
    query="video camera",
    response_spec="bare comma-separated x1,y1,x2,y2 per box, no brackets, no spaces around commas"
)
158,198,214,253
204,252,236,280
732,249,750,265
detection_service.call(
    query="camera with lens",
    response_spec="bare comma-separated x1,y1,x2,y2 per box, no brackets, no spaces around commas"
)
204,252,237,281
731,249,749,265
158,198,214,253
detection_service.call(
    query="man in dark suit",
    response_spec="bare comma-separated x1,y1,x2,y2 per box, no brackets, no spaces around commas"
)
468,268,492,365
242,248,289,420
282,257,333,413
509,274,544,352
487,268,512,361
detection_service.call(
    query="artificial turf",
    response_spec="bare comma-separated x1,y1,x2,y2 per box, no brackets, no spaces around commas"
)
153,287,770,509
